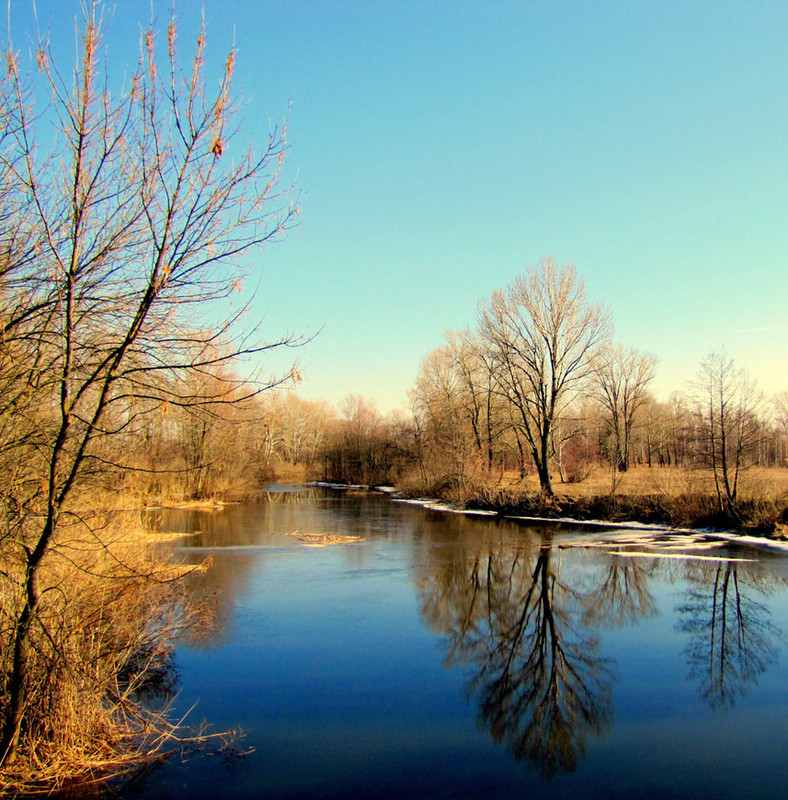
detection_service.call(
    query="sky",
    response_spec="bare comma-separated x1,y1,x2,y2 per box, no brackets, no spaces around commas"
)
16,1,788,412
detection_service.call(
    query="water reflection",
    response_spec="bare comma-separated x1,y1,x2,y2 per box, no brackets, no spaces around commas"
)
145,494,312,650
676,562,785,710
149,493,788,792
416,524,787,778
418,530,617,778
581,559,657,629
148,489,410,650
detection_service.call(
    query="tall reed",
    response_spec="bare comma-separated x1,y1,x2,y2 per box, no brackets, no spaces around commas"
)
0,512,213,795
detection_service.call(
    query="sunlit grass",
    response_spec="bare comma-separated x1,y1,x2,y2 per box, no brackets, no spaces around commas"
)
499,465,788,503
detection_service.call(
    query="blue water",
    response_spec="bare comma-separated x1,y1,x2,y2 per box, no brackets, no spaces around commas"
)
130,490,788,799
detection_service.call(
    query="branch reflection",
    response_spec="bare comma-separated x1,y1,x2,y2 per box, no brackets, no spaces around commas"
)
582,558,657,629
418,531,626,778
676,561,784,710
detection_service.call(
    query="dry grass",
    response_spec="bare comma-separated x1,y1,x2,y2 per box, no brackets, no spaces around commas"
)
104,460,311,512
401,464,788,533
0,513,216,796
495,465,788,504
273,462,311,484
280,532,365,547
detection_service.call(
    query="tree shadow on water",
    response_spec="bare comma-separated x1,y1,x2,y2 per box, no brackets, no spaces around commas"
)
417,532,652,779
676,561,785,711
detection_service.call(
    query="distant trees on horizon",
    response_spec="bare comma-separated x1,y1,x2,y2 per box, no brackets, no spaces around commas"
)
156,257,786,511
22,252,777,512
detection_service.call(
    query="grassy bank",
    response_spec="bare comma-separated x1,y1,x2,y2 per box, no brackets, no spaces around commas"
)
0,512,218,796
398,466,788,537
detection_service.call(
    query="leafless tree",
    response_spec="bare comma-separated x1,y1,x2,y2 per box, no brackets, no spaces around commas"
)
444,328,507,475
478,258,611,495
410,344,477,496
408,328,511,496
0,4,300,766
262,392,334,468
321,396,399,485
593,344,657,472
690,350,762,517
773,391,788,467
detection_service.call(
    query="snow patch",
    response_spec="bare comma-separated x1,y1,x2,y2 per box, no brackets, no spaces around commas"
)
392,498,498,516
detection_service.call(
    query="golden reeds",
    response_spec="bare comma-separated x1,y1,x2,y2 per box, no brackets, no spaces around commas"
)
0,512,215,795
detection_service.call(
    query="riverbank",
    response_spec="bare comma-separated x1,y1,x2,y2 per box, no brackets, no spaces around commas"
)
318,465,788,541
0,512,220,797
461,488,787,537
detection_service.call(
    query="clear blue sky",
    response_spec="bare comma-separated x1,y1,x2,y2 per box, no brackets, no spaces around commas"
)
19,1,788,411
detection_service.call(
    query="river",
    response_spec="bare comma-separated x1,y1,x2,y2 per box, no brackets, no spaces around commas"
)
130,487,788,799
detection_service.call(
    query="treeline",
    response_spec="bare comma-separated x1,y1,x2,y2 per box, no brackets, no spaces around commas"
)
189,345,788,515
132,390,411,497
401,259,776,512
248,261,788,530
406,345,786,498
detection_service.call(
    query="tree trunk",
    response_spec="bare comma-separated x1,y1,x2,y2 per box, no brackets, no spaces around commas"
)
1,557,42,765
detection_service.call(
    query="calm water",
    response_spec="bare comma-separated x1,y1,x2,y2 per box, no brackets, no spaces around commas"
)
132,488,788,800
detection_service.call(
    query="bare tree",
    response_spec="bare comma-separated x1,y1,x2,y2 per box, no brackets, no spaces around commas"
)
691,350,762,517
593,344,657,472
773,391,788,467
321,396,399,485
408,328,510,496
411,343,477,496
263,392,334,468
0,5,299,767
445,328,507,476
478,258,611,495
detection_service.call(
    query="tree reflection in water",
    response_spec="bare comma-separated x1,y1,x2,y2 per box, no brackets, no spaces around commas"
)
418,531,632,778
676,561,784,710
154,496,788,782
581,558,657,630
418,529,787,777
471,541,616,777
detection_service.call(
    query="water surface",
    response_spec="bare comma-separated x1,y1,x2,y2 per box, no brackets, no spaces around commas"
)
132,489,788,799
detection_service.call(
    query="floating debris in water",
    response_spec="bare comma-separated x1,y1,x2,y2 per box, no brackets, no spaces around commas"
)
281,531,365,547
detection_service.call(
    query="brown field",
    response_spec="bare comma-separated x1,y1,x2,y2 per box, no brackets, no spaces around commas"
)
503,465,788,502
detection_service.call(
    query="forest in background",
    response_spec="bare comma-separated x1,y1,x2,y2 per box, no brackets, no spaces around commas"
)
142,361,788,529
145,257,788,535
